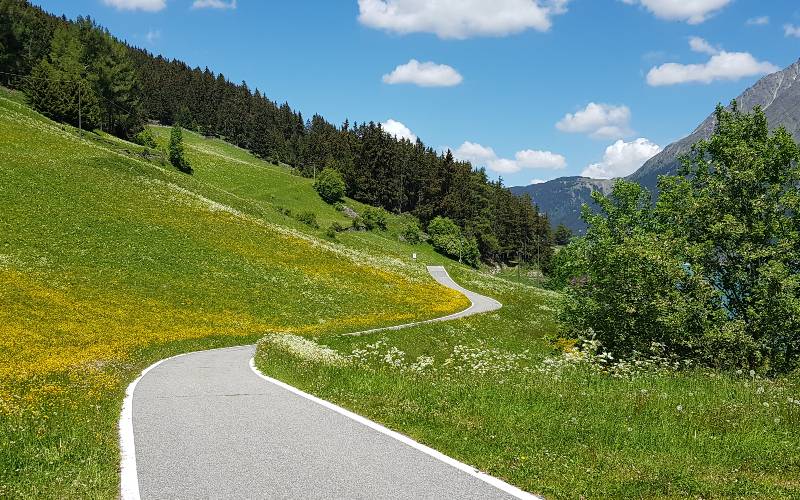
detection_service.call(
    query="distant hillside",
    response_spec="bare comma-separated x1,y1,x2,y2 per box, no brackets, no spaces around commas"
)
510,177,613,233
516,58,800,233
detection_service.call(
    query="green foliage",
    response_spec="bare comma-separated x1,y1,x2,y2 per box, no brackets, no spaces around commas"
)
553,224,572,246
558,104,800,373
428,216,480,267
361,206,388,231
313,167,345,204
168,124,192,174
4,2,552,266
23,26,101,130
256,266,800,499
325,221,345,239
19,19,143,138
400,216,424,244
351,216,365,231
133,128,157,149
296,210,319,229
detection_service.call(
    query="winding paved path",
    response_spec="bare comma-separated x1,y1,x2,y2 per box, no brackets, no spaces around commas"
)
124,266,525,499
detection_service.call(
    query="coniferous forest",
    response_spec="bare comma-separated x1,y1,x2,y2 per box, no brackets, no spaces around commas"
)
0,0,551,266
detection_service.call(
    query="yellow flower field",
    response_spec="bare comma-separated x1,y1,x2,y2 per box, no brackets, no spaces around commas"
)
0,89,467,497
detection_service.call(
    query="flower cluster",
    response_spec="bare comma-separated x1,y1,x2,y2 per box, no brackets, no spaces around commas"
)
538,334,690,378
259,333,346,366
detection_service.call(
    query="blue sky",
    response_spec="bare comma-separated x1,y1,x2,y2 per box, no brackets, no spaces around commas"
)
33,0,800,186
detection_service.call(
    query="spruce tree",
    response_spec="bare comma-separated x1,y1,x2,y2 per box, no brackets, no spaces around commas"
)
168,124,192,174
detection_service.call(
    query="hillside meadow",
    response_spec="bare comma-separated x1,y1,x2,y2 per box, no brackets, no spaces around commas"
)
0,88,467,498
257,266,800,499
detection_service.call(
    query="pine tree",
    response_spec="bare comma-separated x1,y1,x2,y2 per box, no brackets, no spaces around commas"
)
168,124,192,174
23,26,101,130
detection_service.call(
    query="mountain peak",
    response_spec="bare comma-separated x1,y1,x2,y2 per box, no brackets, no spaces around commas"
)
516,57,800,232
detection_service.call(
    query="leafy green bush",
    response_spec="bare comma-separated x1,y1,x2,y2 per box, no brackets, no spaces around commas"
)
400,217,424,244
134,128,158,149
557,104,800,373
325,221,345,239
296,211,319,229
313,168,346,204
428,216,480,267
361,207,388,231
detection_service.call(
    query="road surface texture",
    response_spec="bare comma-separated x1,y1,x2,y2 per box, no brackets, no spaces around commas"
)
129,266,523,499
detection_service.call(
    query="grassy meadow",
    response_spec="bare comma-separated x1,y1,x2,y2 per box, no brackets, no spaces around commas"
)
3,84,799,499
256,265,800,499
0,88,467,498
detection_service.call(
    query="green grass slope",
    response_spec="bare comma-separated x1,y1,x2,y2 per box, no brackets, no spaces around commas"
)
0,88,468,498
257,268,800,498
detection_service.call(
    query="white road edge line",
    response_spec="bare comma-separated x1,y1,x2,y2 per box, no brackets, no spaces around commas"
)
120,351,194,500
248,358,541,500
121,266,510,499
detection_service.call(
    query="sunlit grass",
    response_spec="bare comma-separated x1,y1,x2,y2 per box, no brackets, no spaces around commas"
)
0,88,467,497
256,267,800,499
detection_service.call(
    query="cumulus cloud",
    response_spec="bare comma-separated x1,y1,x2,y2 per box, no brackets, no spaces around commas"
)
515,149,567,169
453,141,497,164
382,60,463,87
381,119,417,142
785,24,800,38
746,16,769,26
357,0,570,39
647,45,778,86
103,0,165,12
192,0,236,9
452,141,565,174
688,36,719,55
621,0,730,24
581,138,662,179
529,178,547,184
556,102,633,140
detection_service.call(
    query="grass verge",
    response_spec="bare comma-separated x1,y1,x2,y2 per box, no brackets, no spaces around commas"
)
256,266,800,499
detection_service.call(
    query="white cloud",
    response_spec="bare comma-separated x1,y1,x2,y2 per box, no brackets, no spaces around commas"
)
581,138,662,179
145,30,160,44
488,158,520,173
381,119,417,142
515,149,566,169
103,0,165,12
453,141,497,164
382,60,463,87
785,24,800,38
192,0,236,9
746,16,769,26
357,0,570,39
647,48,779,86
529,178,546,184
452,141,565,174
621,0,730,24
688,36,719,55
556,102,633,140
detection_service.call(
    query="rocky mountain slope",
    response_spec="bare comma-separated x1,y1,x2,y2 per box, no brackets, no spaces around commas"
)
514,58,800,233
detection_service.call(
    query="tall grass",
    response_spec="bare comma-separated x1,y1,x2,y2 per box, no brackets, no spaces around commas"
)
256,267,800,499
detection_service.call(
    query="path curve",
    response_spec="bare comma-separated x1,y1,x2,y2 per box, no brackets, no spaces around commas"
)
122,266,526,499
344,266,501,336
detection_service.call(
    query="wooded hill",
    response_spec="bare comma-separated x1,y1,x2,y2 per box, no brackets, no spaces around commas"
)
0,0,551,266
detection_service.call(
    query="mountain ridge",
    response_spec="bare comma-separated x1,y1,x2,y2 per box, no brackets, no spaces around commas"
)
514,58,800,233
